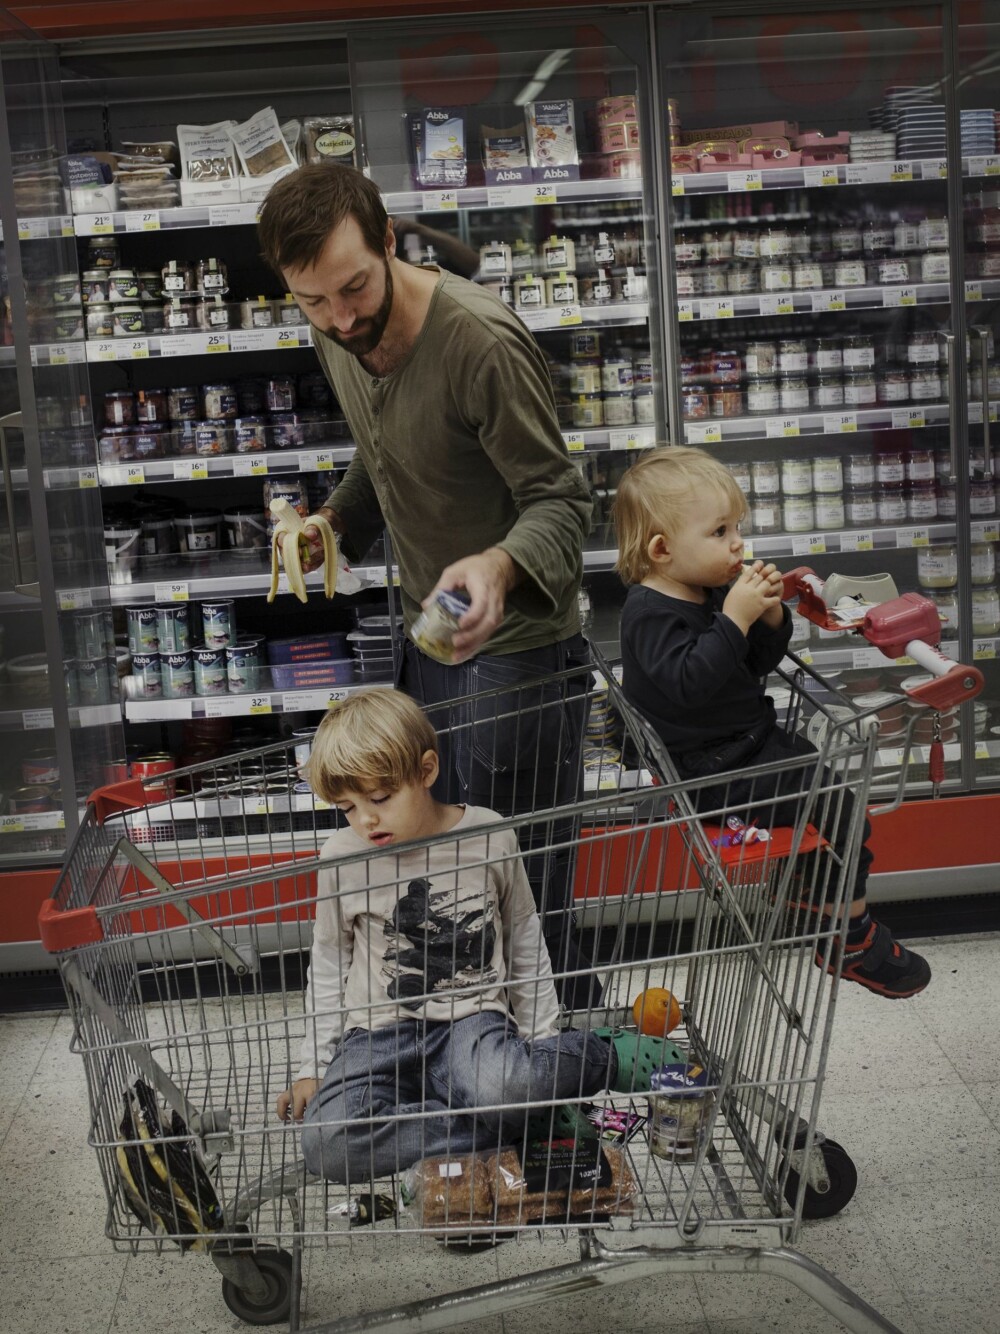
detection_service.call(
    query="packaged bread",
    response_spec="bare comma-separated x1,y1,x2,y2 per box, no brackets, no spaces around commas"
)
404,1152,492,1226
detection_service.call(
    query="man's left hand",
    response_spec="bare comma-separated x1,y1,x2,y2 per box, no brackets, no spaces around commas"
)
427,547,519,661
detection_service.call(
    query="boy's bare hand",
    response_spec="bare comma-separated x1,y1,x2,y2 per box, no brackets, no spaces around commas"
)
277,1078,319,1122
723,561,783,635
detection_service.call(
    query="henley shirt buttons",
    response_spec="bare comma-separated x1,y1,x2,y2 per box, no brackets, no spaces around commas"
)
373,406,380,416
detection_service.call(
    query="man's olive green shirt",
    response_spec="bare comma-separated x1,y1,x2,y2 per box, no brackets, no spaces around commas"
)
311,268,592,655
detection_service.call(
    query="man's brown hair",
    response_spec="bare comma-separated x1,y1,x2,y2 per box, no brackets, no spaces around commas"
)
258,163,389,274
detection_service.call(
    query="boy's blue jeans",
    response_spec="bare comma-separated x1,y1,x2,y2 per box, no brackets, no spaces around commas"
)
300,1013,614,1183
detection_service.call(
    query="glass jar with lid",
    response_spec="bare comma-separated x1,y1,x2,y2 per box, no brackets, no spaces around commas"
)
781,456,813,495
972,542,997,585
727,263,758,293
876,484,907,524
834,257,868,287
971,585,1000,636
876,367,910,404
702,230,734,265
930,589,960,638
812,373,845,408
894,219,921,252
907,330,939,365
699,267,729,296
758,225,791,258
747,376,781,415
907,483,938,521
682,384,711,420
812,455,844,493
845,487,877,526
918,216,950,251
793,259,824,289
778,338,809,372
745,341,778,375
921,252,951,283
875,449,906,485
832,224,862,256
750,458,781,496
674,238,703,267
814,492,846,530
844,371,877,407
812,337,843,371
872,256,913,286
970,480,997,515
711,386,744,418
790,225,812,257
783,494,815,532
844,452,876,487
760,261,793,292
906,448,936,482
727,460,752,492
842,334,875,370
732,231,760,261
779,374,810,412
676,268,704,298
909,366,943,402
863,220,895,257
937,483,957,518
750,499,781,535
917,543,958,589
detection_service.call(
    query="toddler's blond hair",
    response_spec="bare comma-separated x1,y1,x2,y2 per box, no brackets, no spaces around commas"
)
613,445,748,584
305,688,438,803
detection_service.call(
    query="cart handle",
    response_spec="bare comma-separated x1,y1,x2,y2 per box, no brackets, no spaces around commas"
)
782,566,984,711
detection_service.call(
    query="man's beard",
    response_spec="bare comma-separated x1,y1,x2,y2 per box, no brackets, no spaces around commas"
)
323,260,393,357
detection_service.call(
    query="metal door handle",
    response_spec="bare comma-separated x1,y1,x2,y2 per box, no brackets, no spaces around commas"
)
0,410,40,598
940,333,958,485
979,325,992,478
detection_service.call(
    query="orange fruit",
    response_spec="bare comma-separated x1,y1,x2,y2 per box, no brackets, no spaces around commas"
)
632,987,682,1036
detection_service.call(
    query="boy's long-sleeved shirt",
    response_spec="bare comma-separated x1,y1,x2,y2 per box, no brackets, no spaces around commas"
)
620,584,793,757
296,805,560,1082
312,268,592,655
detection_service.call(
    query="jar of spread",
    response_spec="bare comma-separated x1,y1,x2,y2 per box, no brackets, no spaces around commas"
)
832,224,863,256
87,236,119,269
907,483,938,520
602,357,633,393
163,297,198,330
727,263,758,293
674,239,702,267
779,374,810,411
727,461,752,492
750,499,781,535
161,260,194,294
842,334,875,369
203,383,239,420
970,480,997,515
834,257,867,287
812,337,843,371
107,268,139,303
546,271,579,306
168,385,200,422
874,256,912,285
514,273,546,310
479,240,513,278
699,266,729,295
875,449,906,484
930,589,960,637
917,543,958,589
710,386,744,418
972,585,1000,636
844,371,877,407
197,258,228,294
572,394,604,428
710,349,742,384
793,259,824,289
570,360,602,395
814,492,846,530
241,297,275,328
104,390,136,426
750,458,781,496
777,339,809,372
702,230,734,265
783,494,815,532
894,219,921,251
906,448,936,483
812,373,844,407
733,231,760,260
910,367,943,401
760,261,793,292
634,389,655,424
138,271,162,303
937,484,957,517
812,456,844,493
542,235,575,271
921,252,951,283
781,456,813,495
758,226,791,259
135,388,168,424
876,484,907,524
747,375,780,414
113,304,145,337
971,542,997,585
863,221,895,257
877,367,910,403
603,392,635,426
745,341,778,376
845,487,876,526
682,384,710,419
907,330,939,364
919,216,949,250
81,269,109,303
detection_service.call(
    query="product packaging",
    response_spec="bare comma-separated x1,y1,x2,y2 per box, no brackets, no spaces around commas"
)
526,100,580,181
407,108,468,188
177,121,239,180
228,107,298,179
303,115,357,166
481,120,531,185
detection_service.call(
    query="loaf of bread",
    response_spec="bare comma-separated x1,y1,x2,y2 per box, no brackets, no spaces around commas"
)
406,1153,492,1226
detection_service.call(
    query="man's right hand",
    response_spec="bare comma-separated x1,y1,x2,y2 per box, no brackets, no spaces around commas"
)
277,1077,319,1122
276,506,343,573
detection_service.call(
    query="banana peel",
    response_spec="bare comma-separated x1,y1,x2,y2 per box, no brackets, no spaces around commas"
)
268,498,338,604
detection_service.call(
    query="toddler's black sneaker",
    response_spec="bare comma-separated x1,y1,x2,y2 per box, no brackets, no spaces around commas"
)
818,919,931,998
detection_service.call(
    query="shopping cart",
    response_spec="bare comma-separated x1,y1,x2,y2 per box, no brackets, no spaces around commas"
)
41,637,971,1334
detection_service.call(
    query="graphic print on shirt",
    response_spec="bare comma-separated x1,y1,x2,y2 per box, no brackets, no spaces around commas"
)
382,876,498,1005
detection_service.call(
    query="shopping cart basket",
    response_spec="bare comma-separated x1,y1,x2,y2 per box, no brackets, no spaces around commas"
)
41,643,967,1334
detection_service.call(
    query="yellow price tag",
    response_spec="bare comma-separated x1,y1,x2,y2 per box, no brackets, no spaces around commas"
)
249,696,273,715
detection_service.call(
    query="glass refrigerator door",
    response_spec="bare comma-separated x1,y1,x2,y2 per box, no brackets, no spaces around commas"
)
0,15,122,865
348,12,664,653
957,4,1000,786
655,3,963,798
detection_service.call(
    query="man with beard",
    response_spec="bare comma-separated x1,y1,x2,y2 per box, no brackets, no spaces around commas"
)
258,164,599,1009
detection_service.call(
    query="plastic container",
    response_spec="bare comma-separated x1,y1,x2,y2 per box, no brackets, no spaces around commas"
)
409,589,472,665
647,1064,714,1160
224,507,269,552
233,417,268,453
113,304,145,337
174,509,222,553
162,260,194,294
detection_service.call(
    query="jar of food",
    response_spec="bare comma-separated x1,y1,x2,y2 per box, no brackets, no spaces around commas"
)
834,257,867,287
841,334,874,371
875,449,906,484
747,375,780,414
196,258,228,295
904,448,935,483
751,458,781,496
758,226,791,259
874,256,912,285
781,456,813,495
877,366,911,404
193,421,230,457
132,424,168,460
894,219,921,251
812,373,844,408
682,384,710,420
676,268,704,298
198,296,231,330
972,584,1000,636
793,259,824,289
907,330,939,365
594,233,616,267
546,271,579,306
86,305,115,343
933,448,953,481
972,542,997,585
81,269,109,303
634,389,655,424
919,216,949,250
511,240,536,275
811,455,843,493
622,269,648,302
710,349,742,384
603,392,635,426
104,390,136,426
907,483,938,520
937,483,957,517
233,416,268,453
779,374,810,411
241,297,275,329
710,386,744,418
778,338,809,373
87,236,120,269
832,224,863,256
909,366,943,401
162,296,198,330
572,394,603,428
750,499,781,535
844,371,877,407
542,235,575,271
699,266,729,296
727,460,752,492
760,261,793,292
602,357,634,393
745,341,778,375
726,263,757,294
162,260,194,294
674,239,702,267
814,492,846,530
930,589,960,636
876,484,907,524
203,383,239,420
845,487,876,526
479,240,513,278
107,269,140,303
812,337,843,372
702,230,734,265
863,220,895,257
97,425,132,463
168,385,200,422
112,304,145,337
269,413,304,449
633,354,653,386
917,543,958,589
732,231,760,260
921,252,951,282
783,494,815,532
266,375,296,412
513,273,545,310
569,360,602,395
137,271,162,303
970,480,997,515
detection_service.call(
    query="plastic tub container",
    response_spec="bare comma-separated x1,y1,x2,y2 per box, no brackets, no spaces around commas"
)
173,510,222,553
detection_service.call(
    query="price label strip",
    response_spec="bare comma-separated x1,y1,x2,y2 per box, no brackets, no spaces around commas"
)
766,416,801,438
823,412,857,434
791,534,827,556
840,530,874,552
154,581,189,602
173,459,209,481
562,432,585,453
124,210,161,232
233,456,269,477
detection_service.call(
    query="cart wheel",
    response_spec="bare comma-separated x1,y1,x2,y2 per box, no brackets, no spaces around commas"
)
220,1248,294,1326
783,1138,858,1219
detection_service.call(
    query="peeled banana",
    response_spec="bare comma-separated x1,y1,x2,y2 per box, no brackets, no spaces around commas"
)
267,498,338,604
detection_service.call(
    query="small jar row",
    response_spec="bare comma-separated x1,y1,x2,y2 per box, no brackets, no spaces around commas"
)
684,367,947,419
675,217,951,267
101,374,333,427
677,253,949,297
682,331,962,382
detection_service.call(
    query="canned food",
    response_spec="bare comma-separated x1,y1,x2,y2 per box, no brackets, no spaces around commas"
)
161,650,195,699
131,652,163,698
75,610,109,660
132,753,176,798
22,751,59,786
127,606,160,653
225,636,264,693
193,645,228,695
156,603,190,654
201,600,236,649
8,786,55,814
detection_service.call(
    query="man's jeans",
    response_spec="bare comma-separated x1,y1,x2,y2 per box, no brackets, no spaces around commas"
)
400,634,602,1011
300,1012,613,1183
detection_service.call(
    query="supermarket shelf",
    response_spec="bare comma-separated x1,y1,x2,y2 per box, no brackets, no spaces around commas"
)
674,211,811,229
0,811,66,834
125,681,363,722
520,301,649,332
565,425,657,454
684,402,950,445
382,177,643,215
104,556,392,605
98,441,354,485
793,639,962,673
29,325,311,366
678,281,968,324
0,702,120,733
670,155,1000,199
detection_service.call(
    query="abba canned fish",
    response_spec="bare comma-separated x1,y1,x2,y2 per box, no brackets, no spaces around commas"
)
201,600,235,649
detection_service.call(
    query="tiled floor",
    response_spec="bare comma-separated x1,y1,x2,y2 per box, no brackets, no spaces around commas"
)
1,933,997,1334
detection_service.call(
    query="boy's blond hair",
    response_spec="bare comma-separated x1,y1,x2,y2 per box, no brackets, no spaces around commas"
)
305,688,438,803
613,445,748,584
